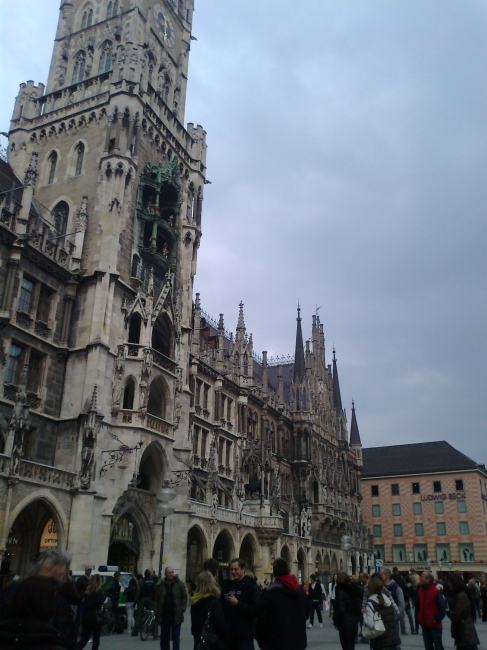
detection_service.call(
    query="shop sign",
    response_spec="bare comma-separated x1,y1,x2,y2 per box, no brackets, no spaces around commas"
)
7,537,19,546
39,519,58,551
420,493,465,501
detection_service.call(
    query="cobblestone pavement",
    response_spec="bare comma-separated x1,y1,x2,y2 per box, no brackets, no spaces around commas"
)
98,613,487,650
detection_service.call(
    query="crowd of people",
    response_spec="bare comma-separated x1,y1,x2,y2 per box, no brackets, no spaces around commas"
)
0,548,486,650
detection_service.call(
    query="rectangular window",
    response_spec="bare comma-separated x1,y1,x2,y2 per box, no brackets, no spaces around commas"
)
193,427,200,454
371,485,379,497
36,286,52,323
413,502,422,516
457,500,467,513
201,429,208,458
6,343,25,385
459,521,469,535
392,503,401,516
436,544,451,563
415,523,424,536
203,384,209,410
435,501,444,515
392,545,406,563
227,398,232,422
373,544,385,560
393,523,403,537
455,479,464,491
391,483,400,496
372,504,381,517
18,277,34,313
412,482,421,494
437,522,447,536
459,543,474,562
433,480,442,493
225,440,231,466
373,524,382,537
414,544,428,563
195,380,202,405
26,351,43,393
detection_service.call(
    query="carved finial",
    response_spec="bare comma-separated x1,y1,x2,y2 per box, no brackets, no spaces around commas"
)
237,301,245,331
218,313,224,332
195,293,201,310
89,385,98,413
24,151,38,186
297,302,301,322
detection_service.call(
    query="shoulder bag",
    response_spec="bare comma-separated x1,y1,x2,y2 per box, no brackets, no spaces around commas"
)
197,603,220,650
362,602,386,640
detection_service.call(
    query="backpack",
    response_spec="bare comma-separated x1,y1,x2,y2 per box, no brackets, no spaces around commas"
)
362,602,386,640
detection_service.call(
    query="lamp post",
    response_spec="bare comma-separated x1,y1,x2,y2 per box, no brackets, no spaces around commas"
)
157,482,177,579
408,552,414,573
341,534,352,573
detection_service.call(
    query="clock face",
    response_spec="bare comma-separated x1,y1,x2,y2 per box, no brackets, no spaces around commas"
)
153,4,176,48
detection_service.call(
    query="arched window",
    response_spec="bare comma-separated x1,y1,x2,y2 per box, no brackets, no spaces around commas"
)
72,52,86,85
98,41,113,74
87,8,93,26
113,0,119,16
75,143,84,176
52,201,69,236
47,152,57,185
81,11,88,29
106,1,113,18
122,378,135,409
147,377,167,419
128,314,141,344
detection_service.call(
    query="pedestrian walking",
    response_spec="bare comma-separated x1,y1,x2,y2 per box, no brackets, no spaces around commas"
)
363,575,401,650
191,570,227,650
380,569,405,637
307,574,323,628
74,567,92,636
124,577,137,634
446,572,479,650
333,571,363,650
329,574,337,617
409,574,420,634
256,558,308,650
132,569,157,636
0,575,66,649
103,572,121,624
154,566,188,650
221,557,260,650
418,571,446,650
480,573,487,622
77,574,106,650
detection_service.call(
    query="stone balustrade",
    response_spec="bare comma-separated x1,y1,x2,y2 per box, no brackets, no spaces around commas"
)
0,456,77,490
188,499,283,531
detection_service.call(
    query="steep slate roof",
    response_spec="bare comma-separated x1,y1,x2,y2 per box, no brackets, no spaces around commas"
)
293,306,305,382
362,441,484,478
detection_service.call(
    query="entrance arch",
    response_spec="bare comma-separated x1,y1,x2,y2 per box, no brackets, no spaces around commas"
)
280,544,292,566
297,547,307,583
315,551,323,577
331,553,338,576
213,529,235,578
2,497,64,580
186,525,207,583
351,554,357,575
108,513,139,573
137,441,166,493
239,534,257,572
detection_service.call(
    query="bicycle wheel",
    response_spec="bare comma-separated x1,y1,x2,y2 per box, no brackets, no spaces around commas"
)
103,611,115,635
140,617,150,641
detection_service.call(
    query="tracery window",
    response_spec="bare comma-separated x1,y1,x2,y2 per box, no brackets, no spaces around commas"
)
75,143,85,176
106,0,118,19
81,8,93,28
47,152,57,185
98,41,113,74
53,201,69,236
72,52,86,84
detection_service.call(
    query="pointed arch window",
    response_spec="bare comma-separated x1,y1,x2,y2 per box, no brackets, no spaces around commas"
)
87,8,93,26
72,52,86,85
123,378,135,410
53,201,69,236
47,152,57,185
98,41,113,74
106,1,113,18
75,143,85,176
81,11,88,28
113,0,119,16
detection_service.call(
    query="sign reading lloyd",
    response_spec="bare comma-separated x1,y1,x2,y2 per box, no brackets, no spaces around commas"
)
421,493,466,501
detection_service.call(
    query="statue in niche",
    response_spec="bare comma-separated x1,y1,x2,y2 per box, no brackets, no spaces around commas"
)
174,398,181,426
300,507,307,538
237,498,244,520
322,483,328,504
306,506,312,537
80,431,95,488
337,493,343,510
211,492,218,518
111,374,123,411
330,490,336,507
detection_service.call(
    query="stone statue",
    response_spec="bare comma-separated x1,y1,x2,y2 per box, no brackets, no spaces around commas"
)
80,431,95,488
211,492,218,518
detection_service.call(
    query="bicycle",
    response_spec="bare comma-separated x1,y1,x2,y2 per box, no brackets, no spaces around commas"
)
100,598,116,636
139,607,157,641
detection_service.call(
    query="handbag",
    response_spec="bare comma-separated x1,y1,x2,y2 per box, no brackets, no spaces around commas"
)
362,602,386,640
94,609,105,626
197,606,220,650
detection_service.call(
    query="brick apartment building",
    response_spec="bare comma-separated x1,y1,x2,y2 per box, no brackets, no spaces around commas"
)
362,441,487,575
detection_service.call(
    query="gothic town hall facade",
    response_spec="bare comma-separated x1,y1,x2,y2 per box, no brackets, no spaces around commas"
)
0,0,372,585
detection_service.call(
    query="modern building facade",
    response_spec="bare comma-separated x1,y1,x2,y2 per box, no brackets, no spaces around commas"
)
0,0,371,586
362,442,487,575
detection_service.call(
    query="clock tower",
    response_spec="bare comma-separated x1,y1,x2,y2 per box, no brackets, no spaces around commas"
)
4,0,207,571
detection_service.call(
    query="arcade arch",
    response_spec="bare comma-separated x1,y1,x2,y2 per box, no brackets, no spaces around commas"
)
280,544,292,566
186,525,207,583
239,534,258,572
297,547,307,582
212,529,235,578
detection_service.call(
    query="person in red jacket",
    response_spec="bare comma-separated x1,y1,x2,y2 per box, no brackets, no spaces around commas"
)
418,571,446,650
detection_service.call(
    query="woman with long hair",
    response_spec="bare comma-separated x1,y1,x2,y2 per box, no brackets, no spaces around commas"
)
190,570,227,650
77,574,106,650
332,572,363,650
480,574,487,622
446,572,479,650
408,573,420,634
364,575,401,650
328,574,338,617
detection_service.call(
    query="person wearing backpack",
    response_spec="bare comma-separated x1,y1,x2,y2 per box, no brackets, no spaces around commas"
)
363,575,401,650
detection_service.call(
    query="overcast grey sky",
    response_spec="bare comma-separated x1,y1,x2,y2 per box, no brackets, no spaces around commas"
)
1,1,486,461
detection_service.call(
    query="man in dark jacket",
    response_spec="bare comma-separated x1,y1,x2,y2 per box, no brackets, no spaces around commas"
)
154,566,188,650
132,569,157,636
256,558,308,650
307,574,323,628
221,558,260,650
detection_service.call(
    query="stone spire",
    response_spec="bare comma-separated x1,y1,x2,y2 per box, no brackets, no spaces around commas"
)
349,401,362,446
236,301,246,343
293,305,305,382
332,348,343,412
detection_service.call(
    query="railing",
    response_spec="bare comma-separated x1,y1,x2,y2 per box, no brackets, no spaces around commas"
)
3,383,42,410
0,456,77,489
145,414,172,435
188,500,283,529
125,345,177,374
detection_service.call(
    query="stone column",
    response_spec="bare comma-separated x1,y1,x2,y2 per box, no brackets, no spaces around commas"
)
61,282,78,344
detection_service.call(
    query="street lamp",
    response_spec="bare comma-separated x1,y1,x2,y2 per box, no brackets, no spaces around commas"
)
157,482,176,578
341,534,352,573
408,552,414,573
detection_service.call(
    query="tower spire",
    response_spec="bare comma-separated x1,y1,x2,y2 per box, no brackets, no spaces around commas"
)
293,304,305,382
350,400,362,446
332,347,343,412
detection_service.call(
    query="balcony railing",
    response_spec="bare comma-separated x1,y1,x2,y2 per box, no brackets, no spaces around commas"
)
188,499,283,529
126,345,177,374
117,410,174,436
0,456,77,490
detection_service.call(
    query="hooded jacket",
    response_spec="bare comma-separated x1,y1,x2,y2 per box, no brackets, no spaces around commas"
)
221,575,260,641
256,574,308,650
364,594,401,650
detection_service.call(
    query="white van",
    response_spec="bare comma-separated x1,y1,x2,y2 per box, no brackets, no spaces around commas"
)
71,566,133,593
